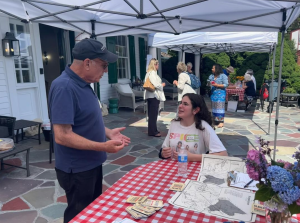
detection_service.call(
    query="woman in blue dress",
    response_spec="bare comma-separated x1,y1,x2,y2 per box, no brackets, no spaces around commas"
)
208,64,228,128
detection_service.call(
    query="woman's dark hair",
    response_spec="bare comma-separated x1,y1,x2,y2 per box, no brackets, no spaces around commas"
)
175,93,212,131
213,64,223,76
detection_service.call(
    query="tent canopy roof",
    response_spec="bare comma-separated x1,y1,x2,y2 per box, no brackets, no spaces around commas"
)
148,32,278,54
1,0,300,37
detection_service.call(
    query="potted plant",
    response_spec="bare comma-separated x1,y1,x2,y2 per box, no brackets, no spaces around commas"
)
245,137,300,223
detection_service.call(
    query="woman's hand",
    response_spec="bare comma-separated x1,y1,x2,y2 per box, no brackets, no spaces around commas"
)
173,151,178,160
211,83,219,87
161,147,172,159
162,82,166,87
173,80,178,85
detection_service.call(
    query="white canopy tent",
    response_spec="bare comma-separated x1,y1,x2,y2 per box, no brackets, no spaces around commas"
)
148,32,278,54
1,0,299,156
0,0,300,36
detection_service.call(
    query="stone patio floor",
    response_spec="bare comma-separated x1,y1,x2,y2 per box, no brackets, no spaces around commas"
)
0,98,300,223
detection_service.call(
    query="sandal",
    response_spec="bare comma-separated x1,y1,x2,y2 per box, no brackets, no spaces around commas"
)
217,124,224,128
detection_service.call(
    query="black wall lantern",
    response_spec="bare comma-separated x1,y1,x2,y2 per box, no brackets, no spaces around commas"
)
2,32,20,57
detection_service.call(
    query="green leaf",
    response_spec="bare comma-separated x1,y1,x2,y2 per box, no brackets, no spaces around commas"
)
288,202,300,215
256,183,264,189
271,160,284,168
255,187,276,202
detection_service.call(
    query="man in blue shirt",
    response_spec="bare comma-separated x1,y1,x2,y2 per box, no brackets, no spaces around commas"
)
49,38,130,223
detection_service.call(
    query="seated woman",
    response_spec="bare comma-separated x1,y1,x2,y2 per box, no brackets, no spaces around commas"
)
242,73,256,109
158,93,228,162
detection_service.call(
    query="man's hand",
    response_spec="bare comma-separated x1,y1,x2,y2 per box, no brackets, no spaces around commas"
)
161,147,172,159
106,127,130,146
173,80,178,85
105,140,125,153
162,82,166,87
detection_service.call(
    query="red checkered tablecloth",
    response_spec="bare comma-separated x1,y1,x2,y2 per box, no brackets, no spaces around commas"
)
226,88,245,101
71,160,300,223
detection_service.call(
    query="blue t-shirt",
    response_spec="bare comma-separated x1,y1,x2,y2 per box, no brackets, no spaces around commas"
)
48,65,107,173
223,69,229,76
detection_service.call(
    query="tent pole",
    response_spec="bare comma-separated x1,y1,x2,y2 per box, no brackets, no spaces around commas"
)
265,51,271,131
268,44,277,135
140,0,143,14
273,9,286,160
90,20,100,100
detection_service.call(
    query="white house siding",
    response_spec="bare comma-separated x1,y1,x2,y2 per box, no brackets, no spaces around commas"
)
0,60,11,116
0,16,12,116
291,30,300,51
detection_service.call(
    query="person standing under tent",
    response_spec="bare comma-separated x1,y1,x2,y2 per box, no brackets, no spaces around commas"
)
187,62,194,75
144,58,166,137
242,73,256,110
48,38,131,223
208,64,228,128
173,62,196,103
246,69,256,92
223,66,234,84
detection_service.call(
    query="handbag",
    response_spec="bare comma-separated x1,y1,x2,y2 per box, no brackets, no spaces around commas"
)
143,74,155,92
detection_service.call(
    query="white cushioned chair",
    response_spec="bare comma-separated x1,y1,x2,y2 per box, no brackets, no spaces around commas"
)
114,79,145,112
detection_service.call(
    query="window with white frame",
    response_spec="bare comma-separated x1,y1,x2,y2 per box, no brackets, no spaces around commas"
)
9,20,36,83
115,36,129,79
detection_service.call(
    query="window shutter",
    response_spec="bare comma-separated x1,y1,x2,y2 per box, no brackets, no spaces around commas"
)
69,31,75,61
139,37,146,81
128,35,136,81
106,36,118,84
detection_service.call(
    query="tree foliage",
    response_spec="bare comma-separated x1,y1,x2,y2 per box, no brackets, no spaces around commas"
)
265,35,300,92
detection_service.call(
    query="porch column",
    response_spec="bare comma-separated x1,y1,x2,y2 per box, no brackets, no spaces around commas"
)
195,54,200,79
149,47,157,59
195,53,200,94
157,48,162,77
178,51,182,62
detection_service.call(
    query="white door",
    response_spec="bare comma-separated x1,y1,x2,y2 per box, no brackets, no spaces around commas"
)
9,19,48,121
16,88,38,120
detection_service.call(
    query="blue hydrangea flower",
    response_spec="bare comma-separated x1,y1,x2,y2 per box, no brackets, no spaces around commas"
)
278,187,300,205
296,173,300,182
267,166,294,192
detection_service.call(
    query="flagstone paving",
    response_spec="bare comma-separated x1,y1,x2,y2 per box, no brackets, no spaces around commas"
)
0,98,299,223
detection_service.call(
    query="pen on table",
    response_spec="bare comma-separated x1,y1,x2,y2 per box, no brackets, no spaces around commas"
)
244,179,254,188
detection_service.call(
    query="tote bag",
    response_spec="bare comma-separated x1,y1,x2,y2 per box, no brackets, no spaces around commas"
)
143,74,155,92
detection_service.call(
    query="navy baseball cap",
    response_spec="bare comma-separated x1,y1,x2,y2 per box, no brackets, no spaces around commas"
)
72,38,118,63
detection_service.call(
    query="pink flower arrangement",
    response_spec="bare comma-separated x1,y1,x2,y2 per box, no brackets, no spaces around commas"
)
245,149,268,181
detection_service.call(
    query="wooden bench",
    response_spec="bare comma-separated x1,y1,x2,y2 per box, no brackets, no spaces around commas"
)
280,93,300,107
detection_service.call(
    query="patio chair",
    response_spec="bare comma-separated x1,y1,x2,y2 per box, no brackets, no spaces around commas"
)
114,81,145,112
0,116,16,140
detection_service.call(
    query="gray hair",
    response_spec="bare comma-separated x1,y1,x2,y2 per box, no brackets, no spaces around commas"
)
187,62,193,68
244,73,252,82
177,62,187,73
246,69,254,76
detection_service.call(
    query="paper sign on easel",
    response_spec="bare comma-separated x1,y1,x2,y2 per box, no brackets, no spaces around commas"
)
227,101,238,112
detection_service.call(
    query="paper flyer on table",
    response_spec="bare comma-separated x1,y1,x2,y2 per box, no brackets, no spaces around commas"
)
197,155,246,187
230,171,260,191
169,179,256,222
